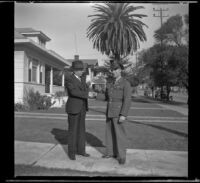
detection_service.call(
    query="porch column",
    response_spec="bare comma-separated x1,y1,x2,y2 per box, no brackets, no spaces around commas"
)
50,67,53,93
88,67,92,80
62,72,65,87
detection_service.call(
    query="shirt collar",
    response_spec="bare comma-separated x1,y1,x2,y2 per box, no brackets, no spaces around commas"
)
73,73,81,81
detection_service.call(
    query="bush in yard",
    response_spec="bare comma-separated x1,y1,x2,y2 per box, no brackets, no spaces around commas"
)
15,103,29,111
24,88,55,110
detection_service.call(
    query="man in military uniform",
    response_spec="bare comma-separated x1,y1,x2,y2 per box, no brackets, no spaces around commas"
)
65,60,90,160
100,61,132,165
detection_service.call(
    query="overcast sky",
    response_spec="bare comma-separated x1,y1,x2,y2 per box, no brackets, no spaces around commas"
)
15,2,189,65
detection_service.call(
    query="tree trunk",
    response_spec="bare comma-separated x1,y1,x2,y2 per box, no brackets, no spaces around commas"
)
114,53,121,63
166,85,171,101
151,87,154,98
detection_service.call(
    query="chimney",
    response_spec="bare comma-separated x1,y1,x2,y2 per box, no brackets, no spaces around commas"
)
74,55,79,61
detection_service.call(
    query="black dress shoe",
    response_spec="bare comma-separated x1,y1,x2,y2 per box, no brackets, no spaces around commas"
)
68,155,76,160
118,158,126,165
77,153,90,157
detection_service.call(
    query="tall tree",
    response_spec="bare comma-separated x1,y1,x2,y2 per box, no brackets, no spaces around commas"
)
87,3,148,62
153,14,188,94
154,14,188,46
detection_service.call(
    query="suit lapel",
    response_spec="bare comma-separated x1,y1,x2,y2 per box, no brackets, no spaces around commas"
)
71,74,85,90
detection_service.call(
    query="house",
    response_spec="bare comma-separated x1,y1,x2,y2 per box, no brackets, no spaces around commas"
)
14,28,71,103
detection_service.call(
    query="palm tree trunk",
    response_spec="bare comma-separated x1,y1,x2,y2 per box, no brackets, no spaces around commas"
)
114,53,121,63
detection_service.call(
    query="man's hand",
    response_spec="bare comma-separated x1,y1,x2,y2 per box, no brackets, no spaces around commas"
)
94,92,98,97
119,115,126,123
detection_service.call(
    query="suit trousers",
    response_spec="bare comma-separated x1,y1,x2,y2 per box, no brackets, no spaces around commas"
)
105,118,128,160
67,104,86,156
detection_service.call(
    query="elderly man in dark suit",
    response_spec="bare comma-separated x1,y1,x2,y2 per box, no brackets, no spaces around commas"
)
65,60,90,160
96,61,132,165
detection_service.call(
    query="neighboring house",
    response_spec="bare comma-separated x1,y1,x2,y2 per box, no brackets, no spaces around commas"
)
14,27,71,103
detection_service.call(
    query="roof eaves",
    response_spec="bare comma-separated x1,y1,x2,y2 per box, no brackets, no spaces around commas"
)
15,39,69,66
20,32,51,41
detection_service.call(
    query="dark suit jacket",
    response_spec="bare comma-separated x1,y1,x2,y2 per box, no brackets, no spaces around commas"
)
65,73,88,114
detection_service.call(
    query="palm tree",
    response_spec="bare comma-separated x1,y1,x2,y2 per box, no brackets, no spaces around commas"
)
87,3,148,62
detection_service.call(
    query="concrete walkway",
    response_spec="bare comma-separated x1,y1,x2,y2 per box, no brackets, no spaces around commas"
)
15,140,188,177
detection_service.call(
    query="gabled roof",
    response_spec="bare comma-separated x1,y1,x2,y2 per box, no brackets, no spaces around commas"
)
15,27,51,41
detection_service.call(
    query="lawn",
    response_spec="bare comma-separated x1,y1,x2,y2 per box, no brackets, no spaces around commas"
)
15,117,188,151
15,96,188,151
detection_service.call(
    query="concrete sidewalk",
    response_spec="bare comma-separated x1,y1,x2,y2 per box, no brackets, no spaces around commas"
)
15,140,188,177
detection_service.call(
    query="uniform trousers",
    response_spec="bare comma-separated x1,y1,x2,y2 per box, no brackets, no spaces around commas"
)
105,117,128,160
67,104,86,156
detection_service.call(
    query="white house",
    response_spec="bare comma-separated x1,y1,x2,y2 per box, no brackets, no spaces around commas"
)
14,28,71,103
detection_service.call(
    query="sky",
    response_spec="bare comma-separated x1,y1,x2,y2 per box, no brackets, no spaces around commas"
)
14,2,189,66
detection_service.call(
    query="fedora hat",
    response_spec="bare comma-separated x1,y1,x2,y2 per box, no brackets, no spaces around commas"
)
70,60,84,71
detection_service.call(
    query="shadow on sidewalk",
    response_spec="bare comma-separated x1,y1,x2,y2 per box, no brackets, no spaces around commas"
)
51,128,105,157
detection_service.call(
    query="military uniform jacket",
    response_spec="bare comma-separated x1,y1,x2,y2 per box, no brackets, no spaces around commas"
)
105,77,132,118
65,73,88,114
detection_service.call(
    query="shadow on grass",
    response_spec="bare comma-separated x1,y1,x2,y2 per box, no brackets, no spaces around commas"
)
51,128,105,157
128,120,188,138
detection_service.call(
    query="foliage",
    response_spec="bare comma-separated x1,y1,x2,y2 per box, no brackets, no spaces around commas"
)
154,14,188,46
24,88,55,110
15,103,29,111
136,43,188,100
152,13,189,98
87,3,148,61
127,75,140,87
54,91,67,98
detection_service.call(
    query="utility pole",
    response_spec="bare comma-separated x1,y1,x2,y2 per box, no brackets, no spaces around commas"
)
153,7,169,27
153,7,169,99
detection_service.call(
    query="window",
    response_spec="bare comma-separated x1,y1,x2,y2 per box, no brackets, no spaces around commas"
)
32,65,37,82
40,65,43,84
28,58,41,83
28,60,32,82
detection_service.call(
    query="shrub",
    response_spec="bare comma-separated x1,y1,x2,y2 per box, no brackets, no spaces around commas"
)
54,91,67,98
24,88,55,110
15,103,29,111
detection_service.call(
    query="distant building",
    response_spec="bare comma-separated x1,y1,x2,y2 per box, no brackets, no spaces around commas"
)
14,27,71,103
